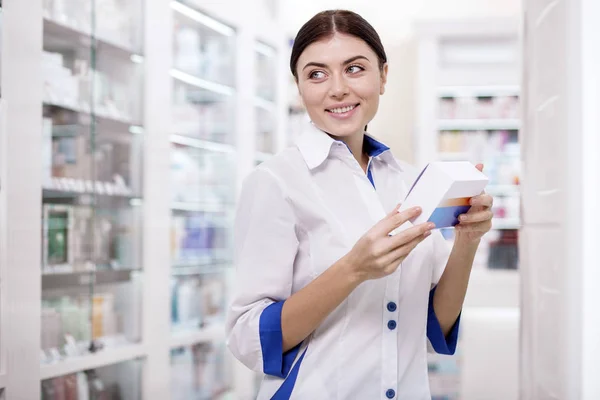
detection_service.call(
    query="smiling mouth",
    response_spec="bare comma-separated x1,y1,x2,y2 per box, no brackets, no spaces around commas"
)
325,103,360,114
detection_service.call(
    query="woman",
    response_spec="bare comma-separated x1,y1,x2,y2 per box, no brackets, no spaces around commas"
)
226,9,493,400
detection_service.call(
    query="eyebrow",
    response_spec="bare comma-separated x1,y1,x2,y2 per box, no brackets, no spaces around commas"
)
302,55,370,71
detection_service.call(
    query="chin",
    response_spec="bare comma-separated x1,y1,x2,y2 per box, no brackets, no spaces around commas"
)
321,121,364,138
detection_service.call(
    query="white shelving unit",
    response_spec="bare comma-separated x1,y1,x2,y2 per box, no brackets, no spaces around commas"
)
40,344,148,381
414,18,522,400
0,0,287,399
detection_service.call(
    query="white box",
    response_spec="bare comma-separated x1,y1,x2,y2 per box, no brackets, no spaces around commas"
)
399,161,489,229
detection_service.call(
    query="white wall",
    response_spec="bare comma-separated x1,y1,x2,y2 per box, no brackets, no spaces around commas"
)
520,0,600,398
282,0,521,162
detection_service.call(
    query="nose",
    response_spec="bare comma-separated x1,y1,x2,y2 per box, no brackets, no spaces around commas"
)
328,73,349,99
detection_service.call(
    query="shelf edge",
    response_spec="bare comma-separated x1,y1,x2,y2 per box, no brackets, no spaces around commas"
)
40,344,148,380
170,324,226,349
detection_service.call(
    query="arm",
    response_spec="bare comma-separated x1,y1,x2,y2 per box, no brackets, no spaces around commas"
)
432,237,479,336
427,164,494,347
227,168,433,377
432,164,494,336
281,257,360,351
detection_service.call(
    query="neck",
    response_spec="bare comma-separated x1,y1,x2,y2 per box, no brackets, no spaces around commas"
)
338,132,369,172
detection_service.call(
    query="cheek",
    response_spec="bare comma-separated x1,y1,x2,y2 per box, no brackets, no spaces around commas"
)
351,78,382,102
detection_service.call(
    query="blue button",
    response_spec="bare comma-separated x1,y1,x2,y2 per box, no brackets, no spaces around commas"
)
387,302,397,312
387,320,397,330
386,389,396,398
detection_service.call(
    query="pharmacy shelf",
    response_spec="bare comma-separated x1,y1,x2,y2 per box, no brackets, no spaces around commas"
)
170,323,226,349
171,263,231,276
171,201,230,213
254,96,276,112
438,119,520,131
170,69,235,97
486,184,520,196
492,218,520,230
40,344,148,380
170,134,235,153
42,269,135,290
43,101,141,129
170,1,235,37
43,17,141,58
438,85,520,98
42,179,136,199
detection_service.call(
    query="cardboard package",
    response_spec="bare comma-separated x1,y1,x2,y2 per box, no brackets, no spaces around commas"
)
397,161,489,230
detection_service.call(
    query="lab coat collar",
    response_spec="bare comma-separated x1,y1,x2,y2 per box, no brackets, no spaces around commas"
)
295,121,403,172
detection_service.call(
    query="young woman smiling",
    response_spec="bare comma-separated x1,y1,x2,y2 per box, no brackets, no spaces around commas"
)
226,9,493,400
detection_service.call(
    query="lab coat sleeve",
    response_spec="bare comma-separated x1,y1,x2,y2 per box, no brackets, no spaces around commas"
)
225,168,301,378
426,230,460,355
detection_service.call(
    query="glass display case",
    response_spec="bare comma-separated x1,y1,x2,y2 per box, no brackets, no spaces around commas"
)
436,90,521,270
41,359,142,400
170,342,231,400
254,41,277,156
169,0,234,354
40,0,145,367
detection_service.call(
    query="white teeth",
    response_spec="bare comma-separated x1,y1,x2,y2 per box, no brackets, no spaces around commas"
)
329,105,356,114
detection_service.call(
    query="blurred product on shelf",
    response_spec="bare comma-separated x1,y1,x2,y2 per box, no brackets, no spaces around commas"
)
428,351,461,400
173,5,235,87
255,106,276,154
170,145,235,205
41,293,120,362
42,117,137,193
42,51,137,123
439,95,520,120
43,0,139,51
171,212,231,266
438,130,520,186
41,286,140,365
42,204,137,273
488,230,519,270
171,274,226,331
41,369,125,400
172,83,234,143
255,42,277,102
170,342,230,400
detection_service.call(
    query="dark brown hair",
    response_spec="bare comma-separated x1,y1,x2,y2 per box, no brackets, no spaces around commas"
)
290,10,387,79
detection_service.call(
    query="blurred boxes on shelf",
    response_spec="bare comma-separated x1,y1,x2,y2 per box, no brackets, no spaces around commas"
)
170,342,230,400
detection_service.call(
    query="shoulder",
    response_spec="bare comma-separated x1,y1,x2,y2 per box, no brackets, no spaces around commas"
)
241,147,305,197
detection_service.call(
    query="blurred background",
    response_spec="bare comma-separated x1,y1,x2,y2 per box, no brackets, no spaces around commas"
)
1,0,599,399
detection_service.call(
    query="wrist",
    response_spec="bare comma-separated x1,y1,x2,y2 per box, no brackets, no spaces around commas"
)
336,255,366,287
453,234,481,250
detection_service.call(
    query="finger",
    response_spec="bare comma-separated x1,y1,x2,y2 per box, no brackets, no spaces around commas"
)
381,229,431,267
458,210,494,224
456,220,492,233
475,163,484,172
470,194,493,208
387,221,434,250
375,206,422,237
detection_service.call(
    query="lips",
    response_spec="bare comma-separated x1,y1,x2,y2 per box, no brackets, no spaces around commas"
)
325,103,360,114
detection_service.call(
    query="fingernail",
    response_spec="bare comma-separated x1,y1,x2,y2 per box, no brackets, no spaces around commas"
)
414,207,421,213
459,215,466,221
428,222,436,229
424,231,432,237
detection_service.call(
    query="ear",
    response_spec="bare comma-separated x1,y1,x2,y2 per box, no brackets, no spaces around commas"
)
379,63,389,95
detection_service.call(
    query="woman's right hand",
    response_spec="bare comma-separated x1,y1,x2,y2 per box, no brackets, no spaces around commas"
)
343,205,435,282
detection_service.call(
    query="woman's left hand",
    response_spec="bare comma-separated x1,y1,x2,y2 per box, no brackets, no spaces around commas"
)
455,164,494,243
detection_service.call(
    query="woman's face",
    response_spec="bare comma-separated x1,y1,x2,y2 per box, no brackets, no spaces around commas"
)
295,32,388,139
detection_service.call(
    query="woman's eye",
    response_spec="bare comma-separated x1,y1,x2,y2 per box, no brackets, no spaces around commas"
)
347,65,364,74
309,71,326,79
